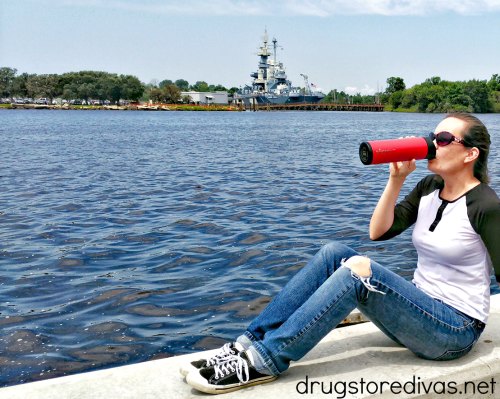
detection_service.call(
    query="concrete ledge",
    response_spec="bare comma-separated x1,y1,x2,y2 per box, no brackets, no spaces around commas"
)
1,295,499,399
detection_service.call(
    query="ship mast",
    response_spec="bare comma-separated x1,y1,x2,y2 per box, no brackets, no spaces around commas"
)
272,37,278,74
254,29,271,92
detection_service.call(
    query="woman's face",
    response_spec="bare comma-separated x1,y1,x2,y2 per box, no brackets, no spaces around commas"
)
427,117,471,177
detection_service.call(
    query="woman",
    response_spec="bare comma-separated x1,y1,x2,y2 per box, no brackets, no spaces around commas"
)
182,113,500,394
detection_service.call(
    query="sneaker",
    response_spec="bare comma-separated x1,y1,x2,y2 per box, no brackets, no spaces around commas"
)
186,351,277,394
179,342,242,377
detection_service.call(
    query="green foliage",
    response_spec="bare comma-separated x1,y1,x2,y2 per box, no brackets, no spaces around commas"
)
159,79,173,88
488,74,500,91
0,68,145,103
387,76,497,113
187,81,227,92
0,67,17,97
191,81,210,92
120,75,144,102
3,65,499,113
25,74,61,99
386,77,406,94
163,84,181,103
148,84,181,103
174,79,189,91
321,89,376,105
210,84,227,92
149,87,163,103
389,91,404,109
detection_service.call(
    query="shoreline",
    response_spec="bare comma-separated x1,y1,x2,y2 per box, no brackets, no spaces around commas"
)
3,103,500,113
0,103,242,112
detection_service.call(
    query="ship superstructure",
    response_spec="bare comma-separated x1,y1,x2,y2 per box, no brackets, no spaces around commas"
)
235,30,325,106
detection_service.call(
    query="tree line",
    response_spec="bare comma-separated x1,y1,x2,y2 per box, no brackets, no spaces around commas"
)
2,66,500,112
0,68,144,103
321,90,379,105
146,78,238,104
382,75,500,113
0,67,237,104
321,75,500,113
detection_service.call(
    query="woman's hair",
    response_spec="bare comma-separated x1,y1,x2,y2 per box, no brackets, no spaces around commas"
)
446,112,491,184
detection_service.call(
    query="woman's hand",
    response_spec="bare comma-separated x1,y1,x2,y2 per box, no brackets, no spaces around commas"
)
370,159,416,240
389,160,417,179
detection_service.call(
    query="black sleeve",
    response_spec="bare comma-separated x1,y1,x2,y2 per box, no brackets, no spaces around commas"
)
468,185,500,282
374,175,442,241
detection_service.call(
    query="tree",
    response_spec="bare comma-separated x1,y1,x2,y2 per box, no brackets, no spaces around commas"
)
389,91,404,109
400,88,416,109
77,82,97,101
11,72,29,98
0,67,17,97
120,75,145,101
149,88,163,103
159,79,173,88
25,74,61,100
464,80,492,113
385,77,406,95
488,74,500,91
191,81,209,92
424,76,442,86
210,84,227,92
175,79,189,91
414,84,445,112
62,85,78,101
163,84,181,103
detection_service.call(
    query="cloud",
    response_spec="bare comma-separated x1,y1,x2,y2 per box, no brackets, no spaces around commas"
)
56,0,500,16
344,85,377,95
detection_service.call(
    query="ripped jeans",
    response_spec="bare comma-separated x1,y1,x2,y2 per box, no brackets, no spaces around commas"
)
236,242,485,376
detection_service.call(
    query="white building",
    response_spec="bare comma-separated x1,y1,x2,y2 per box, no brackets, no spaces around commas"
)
181,91,228,105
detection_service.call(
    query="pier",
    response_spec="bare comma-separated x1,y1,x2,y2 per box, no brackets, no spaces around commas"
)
250,102,385,112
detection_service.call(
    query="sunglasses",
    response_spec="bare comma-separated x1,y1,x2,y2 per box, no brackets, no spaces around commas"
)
429,131,466,147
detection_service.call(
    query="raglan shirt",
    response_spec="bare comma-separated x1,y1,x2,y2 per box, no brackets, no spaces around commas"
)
376,174,500,323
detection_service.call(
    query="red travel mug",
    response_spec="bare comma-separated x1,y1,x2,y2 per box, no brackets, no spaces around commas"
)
359,136,436,165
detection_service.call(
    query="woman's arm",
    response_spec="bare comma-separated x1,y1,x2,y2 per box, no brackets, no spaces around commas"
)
370,160,416,240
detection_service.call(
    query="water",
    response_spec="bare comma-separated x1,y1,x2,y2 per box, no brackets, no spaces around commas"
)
1,109,499,386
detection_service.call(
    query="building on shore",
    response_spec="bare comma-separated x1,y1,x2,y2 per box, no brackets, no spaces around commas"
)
181,91,228,105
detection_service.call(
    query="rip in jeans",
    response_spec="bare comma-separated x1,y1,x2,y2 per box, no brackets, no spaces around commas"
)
340,257,386,295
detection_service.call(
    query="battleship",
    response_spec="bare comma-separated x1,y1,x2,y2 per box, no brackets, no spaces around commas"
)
235,30,326,107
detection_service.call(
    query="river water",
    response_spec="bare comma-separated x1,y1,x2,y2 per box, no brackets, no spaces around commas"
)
1,109,499,386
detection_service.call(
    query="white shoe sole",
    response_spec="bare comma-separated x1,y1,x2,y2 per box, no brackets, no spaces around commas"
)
179,363,198,378
186,371,277,394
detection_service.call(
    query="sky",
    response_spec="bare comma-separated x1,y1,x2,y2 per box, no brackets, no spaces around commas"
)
1,0,500,95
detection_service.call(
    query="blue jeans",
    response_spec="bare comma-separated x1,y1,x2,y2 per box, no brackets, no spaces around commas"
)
237,242,485,375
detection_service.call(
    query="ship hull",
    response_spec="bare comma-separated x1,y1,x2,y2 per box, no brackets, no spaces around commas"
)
238,93,324,107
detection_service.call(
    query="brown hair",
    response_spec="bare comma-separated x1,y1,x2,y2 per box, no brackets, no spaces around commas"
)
446,112,491,184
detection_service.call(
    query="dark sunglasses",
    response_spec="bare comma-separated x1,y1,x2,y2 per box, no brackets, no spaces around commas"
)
429,131,466,147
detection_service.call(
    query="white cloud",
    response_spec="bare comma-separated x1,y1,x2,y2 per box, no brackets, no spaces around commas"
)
55,0,500,16
344,85,377,95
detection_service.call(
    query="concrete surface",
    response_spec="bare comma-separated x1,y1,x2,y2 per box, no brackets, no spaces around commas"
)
1,296,499,399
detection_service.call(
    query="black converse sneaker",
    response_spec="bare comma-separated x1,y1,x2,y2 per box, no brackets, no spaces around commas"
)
179,342,243,377
186,351,277,394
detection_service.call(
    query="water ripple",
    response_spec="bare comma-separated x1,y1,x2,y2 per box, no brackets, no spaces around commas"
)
1,110,499,386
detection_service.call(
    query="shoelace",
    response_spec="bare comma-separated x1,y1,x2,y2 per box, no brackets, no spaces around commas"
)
206,343,236,367
213,353,249,383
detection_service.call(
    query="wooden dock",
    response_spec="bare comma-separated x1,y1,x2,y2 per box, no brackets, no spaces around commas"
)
250,102,385,112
